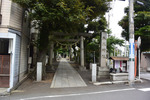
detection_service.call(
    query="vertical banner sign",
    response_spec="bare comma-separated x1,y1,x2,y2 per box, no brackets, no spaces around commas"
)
129,43,131,57
133,43,135,56
129,43,135,59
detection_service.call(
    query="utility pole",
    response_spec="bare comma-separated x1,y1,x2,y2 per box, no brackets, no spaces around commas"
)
129,0,135,84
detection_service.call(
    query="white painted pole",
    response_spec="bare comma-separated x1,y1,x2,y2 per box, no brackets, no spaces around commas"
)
37,62,42,81
128,0,135,84
94,51,95,63
92,64,97,82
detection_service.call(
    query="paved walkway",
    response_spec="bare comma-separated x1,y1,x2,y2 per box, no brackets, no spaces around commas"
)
0,88,9,96
141,72,150,81
50,59,87,88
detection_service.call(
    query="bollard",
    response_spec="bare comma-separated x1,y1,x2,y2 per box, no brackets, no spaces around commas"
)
90,63,93,70
37,62,42,81
92,64,97,82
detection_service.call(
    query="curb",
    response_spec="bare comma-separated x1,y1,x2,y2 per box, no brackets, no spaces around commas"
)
93,79,143,86
0,92,10,96
93,81,128,86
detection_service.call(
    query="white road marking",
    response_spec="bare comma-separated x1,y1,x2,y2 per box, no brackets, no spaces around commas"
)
139,88,150,92
19,88,135,100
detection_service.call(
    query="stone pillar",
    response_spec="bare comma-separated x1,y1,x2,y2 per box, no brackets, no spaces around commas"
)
80,36,85,70
98,32,109,79
37,62,42,81
92,64,97,82
49,41,54,69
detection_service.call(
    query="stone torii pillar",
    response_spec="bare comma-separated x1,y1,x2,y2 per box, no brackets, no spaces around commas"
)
80,36,85,70
98,32,109,79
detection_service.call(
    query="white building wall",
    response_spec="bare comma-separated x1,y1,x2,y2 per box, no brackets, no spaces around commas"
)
19,34,28,81
13,34,21,86
0,0,30,89
19,18,30,81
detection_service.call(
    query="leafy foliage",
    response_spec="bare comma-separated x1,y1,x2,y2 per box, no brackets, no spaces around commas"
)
12,0,111,51
119,0,150,51
86,38,99,63
85,30,124,63
85,16,107,63
107,36,124,55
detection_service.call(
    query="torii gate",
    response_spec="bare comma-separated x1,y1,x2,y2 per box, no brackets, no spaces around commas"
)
48,32,109,79
48,32,92,70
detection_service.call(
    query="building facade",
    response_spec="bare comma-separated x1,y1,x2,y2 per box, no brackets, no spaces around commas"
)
141,52,150,72
0,0,30,91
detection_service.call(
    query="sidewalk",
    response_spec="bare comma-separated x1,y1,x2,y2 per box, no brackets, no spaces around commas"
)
51,58,87,88
1,60,150,97
0,88,9,96
141,71,150,81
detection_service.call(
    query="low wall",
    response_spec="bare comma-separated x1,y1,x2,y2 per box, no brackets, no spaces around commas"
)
110,73,128,81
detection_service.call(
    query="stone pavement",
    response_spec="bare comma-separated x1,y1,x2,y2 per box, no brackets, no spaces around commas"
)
0,88,9,96
141,72,150,81
50,58,87,88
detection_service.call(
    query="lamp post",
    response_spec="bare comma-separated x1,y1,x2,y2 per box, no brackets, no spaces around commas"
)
128,0,135,84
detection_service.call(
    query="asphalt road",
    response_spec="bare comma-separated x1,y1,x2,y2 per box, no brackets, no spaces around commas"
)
15,88,150,100
1,82,150,100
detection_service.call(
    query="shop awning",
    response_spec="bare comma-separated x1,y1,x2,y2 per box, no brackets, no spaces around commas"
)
109,56,129,61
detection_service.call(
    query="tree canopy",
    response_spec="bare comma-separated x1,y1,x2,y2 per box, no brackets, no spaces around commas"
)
12,0,111,32
119,0,150,51
12,0,111,50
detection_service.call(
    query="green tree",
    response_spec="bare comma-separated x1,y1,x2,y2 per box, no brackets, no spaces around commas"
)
85,16,107,63
106,29,124,56
107,36,124,55
12,0,111,50
119,0,150,51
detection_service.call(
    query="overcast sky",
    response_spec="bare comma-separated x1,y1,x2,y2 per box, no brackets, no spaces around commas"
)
106,0,129,39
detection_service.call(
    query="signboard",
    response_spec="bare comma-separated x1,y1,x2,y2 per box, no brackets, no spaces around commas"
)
129,43,135,58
